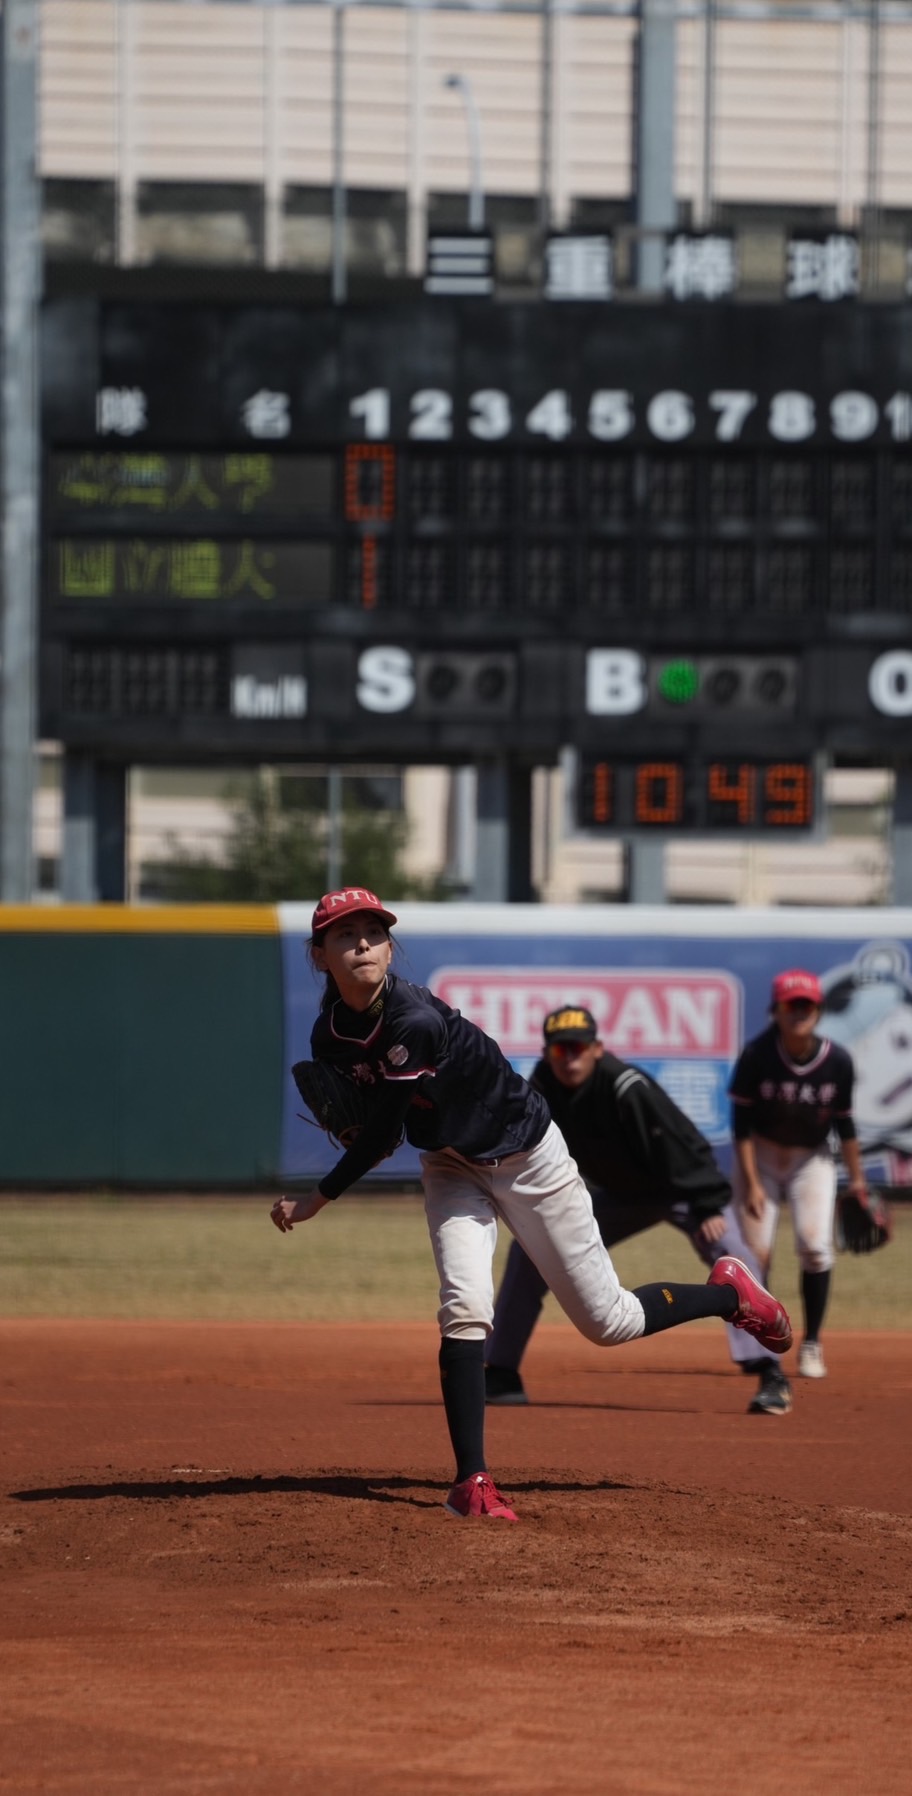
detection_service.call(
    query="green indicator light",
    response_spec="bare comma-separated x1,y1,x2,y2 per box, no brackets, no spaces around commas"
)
658,659,700,705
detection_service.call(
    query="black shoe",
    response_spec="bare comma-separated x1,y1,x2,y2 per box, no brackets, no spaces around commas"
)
740,1356,771,1376
484,1364,529,1406
747,1365,792,1416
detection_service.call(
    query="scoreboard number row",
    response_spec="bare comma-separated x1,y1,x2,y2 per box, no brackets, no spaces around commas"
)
350,387,912,445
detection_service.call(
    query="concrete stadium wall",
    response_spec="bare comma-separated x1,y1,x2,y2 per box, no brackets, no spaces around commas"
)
37,1,912,220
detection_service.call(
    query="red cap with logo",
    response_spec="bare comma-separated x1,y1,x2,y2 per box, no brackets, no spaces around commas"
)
310,887,398,939
770,968,822,1007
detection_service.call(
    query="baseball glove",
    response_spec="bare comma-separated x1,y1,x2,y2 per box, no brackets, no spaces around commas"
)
836,1186,893,1255
292,1060,375,1151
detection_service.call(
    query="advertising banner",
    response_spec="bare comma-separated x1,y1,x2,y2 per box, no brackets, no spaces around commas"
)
278,905,912,1190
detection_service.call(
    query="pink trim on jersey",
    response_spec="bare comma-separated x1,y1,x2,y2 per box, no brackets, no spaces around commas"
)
328,1003,386,1047
384,1066,437,1082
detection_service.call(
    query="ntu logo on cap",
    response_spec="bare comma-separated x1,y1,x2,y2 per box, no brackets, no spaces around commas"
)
327,889,379,909
310,888,398,936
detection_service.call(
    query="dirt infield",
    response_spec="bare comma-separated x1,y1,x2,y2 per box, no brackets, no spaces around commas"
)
1,1320,910,1795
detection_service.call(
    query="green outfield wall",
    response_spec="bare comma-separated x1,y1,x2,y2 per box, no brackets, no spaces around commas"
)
0,908,284,1186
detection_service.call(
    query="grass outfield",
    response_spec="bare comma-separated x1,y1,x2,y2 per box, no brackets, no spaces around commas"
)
0,1193,909,1326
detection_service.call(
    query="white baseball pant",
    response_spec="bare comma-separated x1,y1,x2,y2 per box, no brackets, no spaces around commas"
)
420,1120,647,1345
732,1136,837,1277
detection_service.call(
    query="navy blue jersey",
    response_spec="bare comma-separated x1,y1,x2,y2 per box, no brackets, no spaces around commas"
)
309,973,550,1198
729,1024,856,1149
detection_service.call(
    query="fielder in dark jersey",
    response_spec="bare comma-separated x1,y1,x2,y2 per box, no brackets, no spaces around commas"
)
485,1004,790,1417
729,966,866,1382
271,888,794,1521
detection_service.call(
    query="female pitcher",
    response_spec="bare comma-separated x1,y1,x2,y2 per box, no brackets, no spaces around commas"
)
271,889,792,1521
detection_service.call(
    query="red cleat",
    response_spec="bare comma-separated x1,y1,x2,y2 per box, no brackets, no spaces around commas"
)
444,1473,518,1521
708,1256,793,1355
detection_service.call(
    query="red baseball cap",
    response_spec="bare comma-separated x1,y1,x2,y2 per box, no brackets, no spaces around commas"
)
770,968,822,1007
310,887,398,938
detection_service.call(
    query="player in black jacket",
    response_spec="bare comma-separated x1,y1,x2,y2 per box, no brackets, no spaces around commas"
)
729,967,866,1382
270,890,793,1521
485,1005,791,1416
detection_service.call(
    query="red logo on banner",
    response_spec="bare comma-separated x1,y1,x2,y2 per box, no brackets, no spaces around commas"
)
431,967,741,1058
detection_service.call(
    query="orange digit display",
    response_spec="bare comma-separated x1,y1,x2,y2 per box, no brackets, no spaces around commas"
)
591,760,612,824
763,762,813,827
707,761,757,825
360,536,378,610
578,755,814,833
634,761,684,825
344,443,396,522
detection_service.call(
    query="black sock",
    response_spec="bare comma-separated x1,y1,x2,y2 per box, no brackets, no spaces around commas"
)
801,1269,831,1341
634,1281,738,1336
439,1338,486,1483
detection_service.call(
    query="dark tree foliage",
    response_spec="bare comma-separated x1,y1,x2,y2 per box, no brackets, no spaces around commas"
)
149,775,454,903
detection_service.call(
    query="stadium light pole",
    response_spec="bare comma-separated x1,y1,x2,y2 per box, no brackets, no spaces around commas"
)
444,73,485,230
326,766,343,891
698,0,717,229
0,0,40,901
629,0,677,901
632,0,677,294
444,70,494,894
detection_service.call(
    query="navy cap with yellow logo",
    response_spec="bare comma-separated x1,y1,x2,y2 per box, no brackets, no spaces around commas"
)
543,1006,598,1044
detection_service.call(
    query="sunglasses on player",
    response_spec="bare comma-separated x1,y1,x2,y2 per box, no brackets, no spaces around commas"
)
548,1039,594,1057
782,997,818,1014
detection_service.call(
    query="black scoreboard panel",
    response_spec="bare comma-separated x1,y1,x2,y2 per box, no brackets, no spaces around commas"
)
43,298,912,449
39,299,912,805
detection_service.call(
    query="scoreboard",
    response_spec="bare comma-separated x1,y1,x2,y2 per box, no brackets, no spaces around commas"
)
40,296,912,833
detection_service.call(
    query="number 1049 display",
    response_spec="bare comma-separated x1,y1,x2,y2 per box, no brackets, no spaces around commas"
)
579,757,817,833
